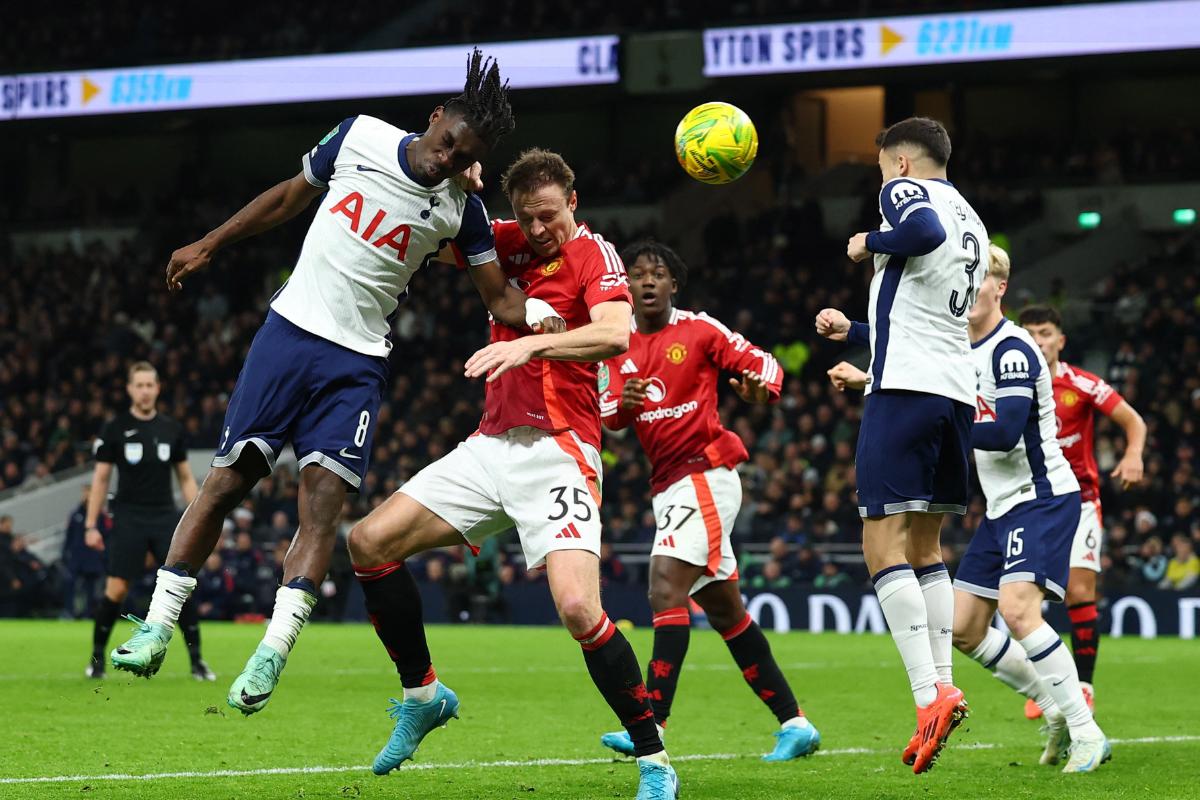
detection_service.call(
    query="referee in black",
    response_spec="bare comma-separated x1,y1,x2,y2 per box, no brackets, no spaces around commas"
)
85,361,213,680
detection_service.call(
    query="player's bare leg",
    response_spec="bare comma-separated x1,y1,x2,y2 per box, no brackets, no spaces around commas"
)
110,455,266,677
997,580,1109,772
228,464,347,714
348,491,469,774
546,549,676,797
864,512,965,773
953,590,1070,764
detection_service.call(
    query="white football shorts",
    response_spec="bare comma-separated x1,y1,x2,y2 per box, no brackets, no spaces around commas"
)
650,466,742,595
1069,499,1103,573
399,426,602,570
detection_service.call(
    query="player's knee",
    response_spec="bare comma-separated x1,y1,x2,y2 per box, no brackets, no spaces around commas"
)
1065,580,1093,607
646,582,688,614
347,518,388,565
998,599,1042,640
952,626,982,654
198,468,250,513
554,592,600,636
105,579,129,603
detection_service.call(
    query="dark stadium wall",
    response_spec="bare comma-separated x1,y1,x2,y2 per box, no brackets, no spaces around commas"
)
333,582,1200,639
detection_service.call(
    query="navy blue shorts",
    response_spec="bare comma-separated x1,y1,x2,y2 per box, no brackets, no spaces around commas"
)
855,390,973,518
212,310,388,490
953,492,1080,603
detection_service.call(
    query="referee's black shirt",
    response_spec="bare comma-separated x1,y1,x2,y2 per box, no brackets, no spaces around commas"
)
94,411,187,508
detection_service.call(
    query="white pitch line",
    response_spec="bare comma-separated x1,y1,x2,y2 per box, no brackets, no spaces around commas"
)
1,735,1196,786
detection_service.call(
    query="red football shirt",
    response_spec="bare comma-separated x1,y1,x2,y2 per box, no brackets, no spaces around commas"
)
477,220,632,450
1053,361,1124,504
600,308,783,494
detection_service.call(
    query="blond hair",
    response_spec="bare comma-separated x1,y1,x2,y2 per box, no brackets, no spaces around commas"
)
988,242,1011,282
127,361,157,382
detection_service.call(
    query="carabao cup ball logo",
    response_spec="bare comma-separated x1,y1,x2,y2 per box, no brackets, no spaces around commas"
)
645,377,667,404
675,102,759,185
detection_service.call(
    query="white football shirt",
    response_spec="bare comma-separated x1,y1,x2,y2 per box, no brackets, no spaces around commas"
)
972,319,1079,518
271,115,497,357
865,178,988,407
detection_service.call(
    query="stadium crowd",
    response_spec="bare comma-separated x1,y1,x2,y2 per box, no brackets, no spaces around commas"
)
2,156,1198,619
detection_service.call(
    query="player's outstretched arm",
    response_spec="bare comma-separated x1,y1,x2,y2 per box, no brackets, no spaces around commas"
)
468,260,566,333
464,301,631,382
1108,400,1147,488
165,172,324,292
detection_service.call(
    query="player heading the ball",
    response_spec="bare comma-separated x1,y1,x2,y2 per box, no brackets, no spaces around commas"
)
110,50,561,719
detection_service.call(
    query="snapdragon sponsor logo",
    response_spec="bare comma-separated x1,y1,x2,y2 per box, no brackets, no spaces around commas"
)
638,400,698,424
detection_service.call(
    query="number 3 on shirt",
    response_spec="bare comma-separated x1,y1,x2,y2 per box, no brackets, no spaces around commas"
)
949,231,980,318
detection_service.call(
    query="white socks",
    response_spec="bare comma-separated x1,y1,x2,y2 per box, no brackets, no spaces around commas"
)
873,565,939,707
782,716,811,730
968,627,1061,718
261,585,318,659
145,568,197,631
916,563,954,684
1018,623,1102,739
638,750,670,767
404,682,439,703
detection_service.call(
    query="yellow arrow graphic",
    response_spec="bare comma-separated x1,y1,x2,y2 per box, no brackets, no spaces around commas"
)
881,25,904,55
81,77,100,104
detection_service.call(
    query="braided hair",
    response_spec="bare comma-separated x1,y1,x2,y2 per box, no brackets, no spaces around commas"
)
621,240,688,290
443,48,515,147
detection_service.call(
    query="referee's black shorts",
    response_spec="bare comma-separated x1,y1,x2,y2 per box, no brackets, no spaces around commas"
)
106,503,182,582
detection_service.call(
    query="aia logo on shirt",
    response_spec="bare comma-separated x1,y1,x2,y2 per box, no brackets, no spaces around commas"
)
328,192,412,258
666,343,687,365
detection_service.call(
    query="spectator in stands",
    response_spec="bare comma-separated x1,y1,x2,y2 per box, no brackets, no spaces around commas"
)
599,542,628,586
767,536,799,577
61,486,107,618
195,553,234,620
813,562,851,590
747,559,792,591
0,515,22,615
255,510,293,546
224,530,268,616
793,546,823,583
1129,535,1169,585
1160,534,1200,591
7,534,52,616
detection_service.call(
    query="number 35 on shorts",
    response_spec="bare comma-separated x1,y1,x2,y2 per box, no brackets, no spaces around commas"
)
547,485,594,523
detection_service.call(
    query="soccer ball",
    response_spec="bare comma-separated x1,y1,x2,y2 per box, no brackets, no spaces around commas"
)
674,102,759,185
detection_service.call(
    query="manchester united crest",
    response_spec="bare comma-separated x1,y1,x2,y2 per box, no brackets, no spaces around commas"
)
541,258,563,276
666,343,687,365
1060,389,1078,407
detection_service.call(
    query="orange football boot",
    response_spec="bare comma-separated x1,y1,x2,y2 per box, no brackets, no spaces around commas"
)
1024,697,1043,720
911,684,969,774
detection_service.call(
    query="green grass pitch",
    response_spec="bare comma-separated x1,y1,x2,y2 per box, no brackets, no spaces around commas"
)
1,619,1196,799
